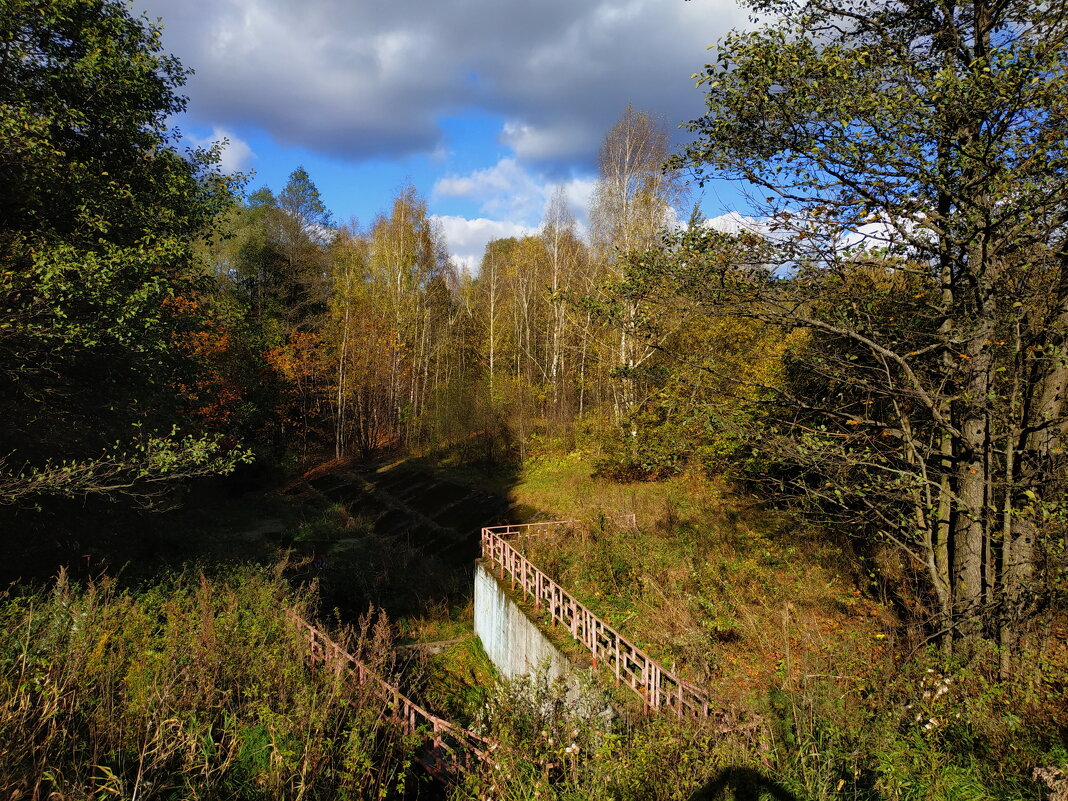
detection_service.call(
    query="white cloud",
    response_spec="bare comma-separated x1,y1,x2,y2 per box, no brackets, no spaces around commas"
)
561,178,597,231
839,217,920,254
432,215,538,273
435,158,546,222
702,210,925,264
434,158,596,229
135,0,751,166
703,211,766,235
184,126,255,174
501,120,599,163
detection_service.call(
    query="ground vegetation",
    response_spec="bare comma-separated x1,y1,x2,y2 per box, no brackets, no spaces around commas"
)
2,0,1067,798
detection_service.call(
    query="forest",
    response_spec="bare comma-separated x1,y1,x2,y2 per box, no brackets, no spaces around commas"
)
0,0,1066,798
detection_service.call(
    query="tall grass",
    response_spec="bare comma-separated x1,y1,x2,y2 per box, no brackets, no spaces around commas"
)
445,644,1065,800
0,565,422,799
451,669,762,801
500,452,1067,799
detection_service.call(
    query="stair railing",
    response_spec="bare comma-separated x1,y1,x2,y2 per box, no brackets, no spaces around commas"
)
480,519,712,718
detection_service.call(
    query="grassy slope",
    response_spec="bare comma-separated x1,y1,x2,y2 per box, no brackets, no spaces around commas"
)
451,449,1068,800
506,451,893,705
6,450,1064,800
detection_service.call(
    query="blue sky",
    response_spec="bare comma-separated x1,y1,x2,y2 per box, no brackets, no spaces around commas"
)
137,0,755,270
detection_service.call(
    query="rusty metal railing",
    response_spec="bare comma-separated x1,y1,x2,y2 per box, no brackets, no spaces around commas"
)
288,610,494,775
480,519,712,718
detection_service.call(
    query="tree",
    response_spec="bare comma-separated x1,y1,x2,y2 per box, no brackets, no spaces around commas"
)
540,187,587,427
590,107,688,445
276,166,334,327
327,224,402,458
590,106,685,259
658,0,1068,651
0,0,248,507
327,184,452,454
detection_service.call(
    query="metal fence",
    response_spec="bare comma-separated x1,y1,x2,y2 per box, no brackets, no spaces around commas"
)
288,610,494,775
480,519,713,718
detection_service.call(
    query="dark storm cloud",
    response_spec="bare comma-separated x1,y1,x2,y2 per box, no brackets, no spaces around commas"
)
135,0,749,167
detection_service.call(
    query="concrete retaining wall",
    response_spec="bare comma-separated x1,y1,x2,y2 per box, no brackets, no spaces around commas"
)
474,562,573,684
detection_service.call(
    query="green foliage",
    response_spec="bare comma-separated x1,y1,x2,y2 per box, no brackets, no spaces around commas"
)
0,566,420,798
454,670,737,801
593,259,795,483
0,0,246,510
756,648,1068,801
660,0,1068,644
408,634,495,724
0,428,254,506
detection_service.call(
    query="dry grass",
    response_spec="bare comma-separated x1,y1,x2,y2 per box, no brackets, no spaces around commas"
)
0,565,424,799
511,454,893,705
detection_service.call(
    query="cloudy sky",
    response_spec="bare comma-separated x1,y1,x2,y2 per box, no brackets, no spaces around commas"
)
134,0,753,270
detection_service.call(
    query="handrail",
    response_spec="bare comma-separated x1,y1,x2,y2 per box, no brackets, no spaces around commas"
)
482,515,636,540
480,521,712,718
287,610,495,774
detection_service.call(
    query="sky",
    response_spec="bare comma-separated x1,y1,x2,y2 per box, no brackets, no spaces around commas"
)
133,0,755,271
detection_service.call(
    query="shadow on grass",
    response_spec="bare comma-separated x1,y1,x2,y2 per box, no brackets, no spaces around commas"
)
0,431,526,627
687,767,799,801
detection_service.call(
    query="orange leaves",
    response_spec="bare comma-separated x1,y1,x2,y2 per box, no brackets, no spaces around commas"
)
265,330,330,382
175,328,231,358
161,294,201,315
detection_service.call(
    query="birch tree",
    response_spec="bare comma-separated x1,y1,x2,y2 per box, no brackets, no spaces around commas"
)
590,106,688,447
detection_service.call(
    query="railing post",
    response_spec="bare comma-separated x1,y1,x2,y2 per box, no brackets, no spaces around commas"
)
615,637,620,686
590,618,597,668
642,662,650,712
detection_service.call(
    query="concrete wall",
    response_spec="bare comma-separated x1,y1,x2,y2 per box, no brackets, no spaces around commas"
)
474,562,573,684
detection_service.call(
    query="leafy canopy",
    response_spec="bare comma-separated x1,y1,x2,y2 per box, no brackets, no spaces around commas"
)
0,0,249,506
